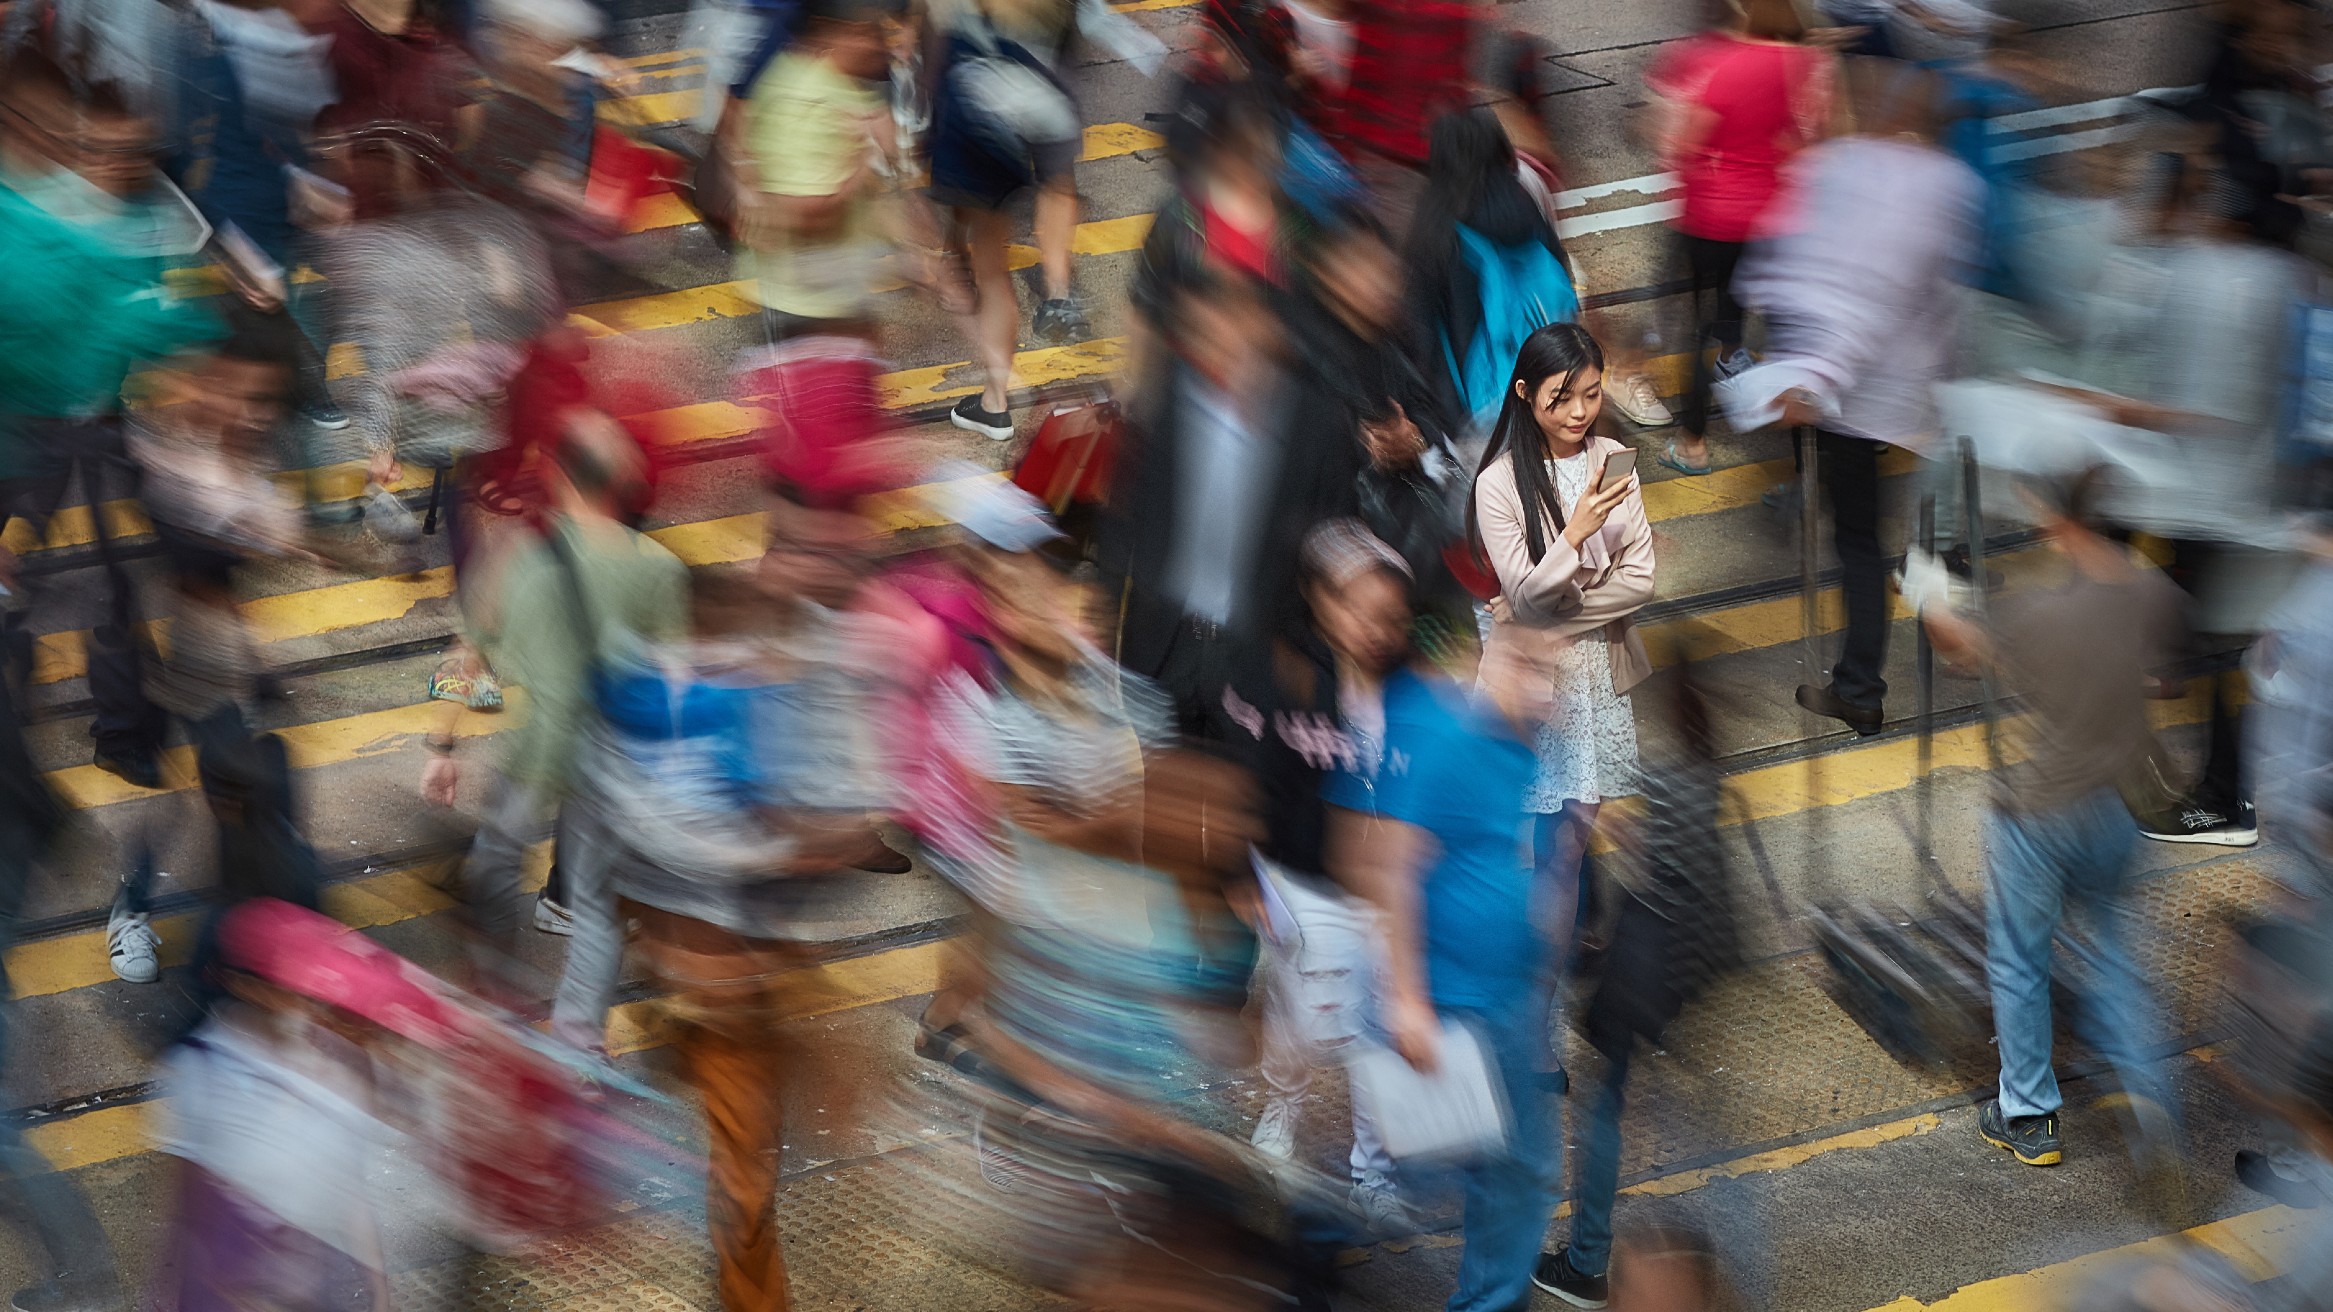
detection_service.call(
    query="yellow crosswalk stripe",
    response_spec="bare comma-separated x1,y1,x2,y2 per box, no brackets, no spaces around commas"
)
1863,1205,2307,1311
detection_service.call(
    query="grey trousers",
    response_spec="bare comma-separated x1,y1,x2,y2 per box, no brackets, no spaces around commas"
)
462,770,624,1052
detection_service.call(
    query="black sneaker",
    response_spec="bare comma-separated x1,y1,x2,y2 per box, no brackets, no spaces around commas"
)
1031,296,1089,346
1796,682,1883,737
302,401,352,431
1531,1247,1609,1309
1978,1098,2062,1167
2136,798,2258,848
949,395,1015,441
92,746,161,790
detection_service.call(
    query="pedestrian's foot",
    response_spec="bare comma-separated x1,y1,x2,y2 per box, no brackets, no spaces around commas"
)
1607,371,1675,428
950,395,1015,441
1795,682,1882,737
107,904,160,984
1531,1246,1610,1309
2236,1148,2325,1208
1249,1097,1298,1161
1761,479,1801,516
1714,346,1757,379
92,747,160,791
428,663,502,712
2135,798,2258,848
1656,437,1711,476
302,401,352,431
1978,1098,2062,1167
1348,1171,1415,1236
1031,296,1089,346
851,838,915,874
532,894,575,937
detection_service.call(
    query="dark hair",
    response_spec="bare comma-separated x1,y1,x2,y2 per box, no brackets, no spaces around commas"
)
1465,321,1607,565
1405,109,1567,408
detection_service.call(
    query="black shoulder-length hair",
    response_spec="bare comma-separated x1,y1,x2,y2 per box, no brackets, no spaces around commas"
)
1464,321,1606,567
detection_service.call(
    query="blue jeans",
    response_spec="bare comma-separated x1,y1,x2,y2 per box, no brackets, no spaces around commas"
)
1560,1043,1631,1279
1435,995,1562,1312
1985,788,2171,1122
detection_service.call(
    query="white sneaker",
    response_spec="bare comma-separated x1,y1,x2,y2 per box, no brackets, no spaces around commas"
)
107,907,159,984
1349,1171,1414,1234
1249,1098,1299,1161
533,895,575,937
1608,372,1675,428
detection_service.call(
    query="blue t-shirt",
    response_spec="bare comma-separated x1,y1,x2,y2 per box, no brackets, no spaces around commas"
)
1322,667,1544,1011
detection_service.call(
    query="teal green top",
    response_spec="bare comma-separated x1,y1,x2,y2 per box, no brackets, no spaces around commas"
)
0,168,222,472
481,517,693,793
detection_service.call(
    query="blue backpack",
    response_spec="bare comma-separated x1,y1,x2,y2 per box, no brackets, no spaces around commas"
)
1443,224,1580,434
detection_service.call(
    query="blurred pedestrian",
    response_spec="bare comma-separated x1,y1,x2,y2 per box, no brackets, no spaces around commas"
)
1724,59,1982,737
150,900,417,1312
1468,322,1652,979
730,0,897,342
1240,521,1412,1226
1324,617,1563,1312
161,0,352,436
1099,269,1361,739
562,559,900,1311
1640,0,1833,475
1919,468,2187,1177
0,576,121,1312
1533,658,1740,1309
928,0,1088,440
1321,0,1474,238
1404,108,1578,444
108,308,313,985
422,410,688,990
0,53,218,789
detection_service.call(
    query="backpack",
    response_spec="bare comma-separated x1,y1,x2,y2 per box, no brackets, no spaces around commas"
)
1442,223,1579,435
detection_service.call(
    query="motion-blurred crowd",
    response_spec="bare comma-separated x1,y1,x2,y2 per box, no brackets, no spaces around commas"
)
3,0,2333,1308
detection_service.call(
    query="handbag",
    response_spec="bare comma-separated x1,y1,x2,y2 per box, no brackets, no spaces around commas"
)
1013,397,1121,514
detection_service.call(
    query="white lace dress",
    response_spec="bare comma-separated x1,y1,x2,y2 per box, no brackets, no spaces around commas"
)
1522,449,1641,812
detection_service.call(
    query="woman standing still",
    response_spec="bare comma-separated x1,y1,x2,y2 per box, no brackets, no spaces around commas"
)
1468,324,1653,975
1642,0,1832,475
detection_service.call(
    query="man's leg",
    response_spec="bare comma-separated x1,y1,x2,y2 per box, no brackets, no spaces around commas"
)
634,907,796,1312
1820,429,1889,713
1447,1000,1560,1312
458,771,559,977
2057,790,2179,1147
548,804,626,1052
1984,806,2070,1122
1562,1044,1634,1281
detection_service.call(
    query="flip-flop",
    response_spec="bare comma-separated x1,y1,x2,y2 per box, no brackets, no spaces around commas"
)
1655,439,1712,476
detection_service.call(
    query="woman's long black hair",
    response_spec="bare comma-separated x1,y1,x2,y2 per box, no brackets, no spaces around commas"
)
1403,108,1570,425
1464,321,1606,567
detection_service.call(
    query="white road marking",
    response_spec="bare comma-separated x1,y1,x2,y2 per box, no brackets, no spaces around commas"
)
1551,84,2181,239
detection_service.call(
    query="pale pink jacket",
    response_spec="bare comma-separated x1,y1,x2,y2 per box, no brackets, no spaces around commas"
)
1472,434,1656,695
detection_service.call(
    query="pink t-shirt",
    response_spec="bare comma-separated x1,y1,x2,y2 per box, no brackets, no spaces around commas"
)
1647,34,1831,242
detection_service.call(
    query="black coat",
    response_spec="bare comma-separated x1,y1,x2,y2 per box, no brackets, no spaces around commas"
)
1096,357,1362,709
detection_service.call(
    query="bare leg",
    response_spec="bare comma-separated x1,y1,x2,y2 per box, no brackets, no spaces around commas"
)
1033,178,1078,302
960,207,1018,412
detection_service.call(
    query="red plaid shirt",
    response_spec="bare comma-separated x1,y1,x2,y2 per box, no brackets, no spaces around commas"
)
1331,0,1477,167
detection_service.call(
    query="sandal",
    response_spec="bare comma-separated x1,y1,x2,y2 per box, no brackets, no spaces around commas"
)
1655,438,1712,476
427,664,504,712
